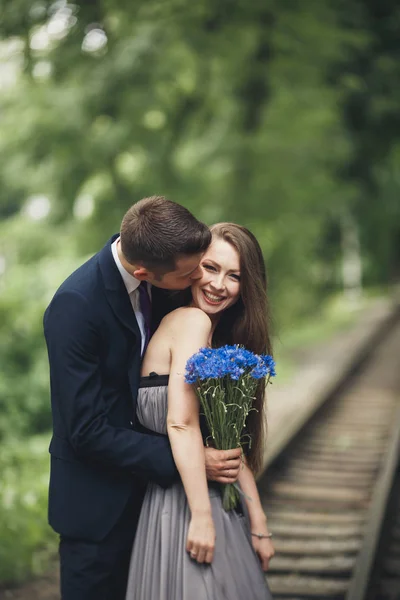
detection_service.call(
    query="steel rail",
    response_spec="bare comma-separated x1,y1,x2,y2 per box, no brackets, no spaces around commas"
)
346,406,400,600
259,305,400,600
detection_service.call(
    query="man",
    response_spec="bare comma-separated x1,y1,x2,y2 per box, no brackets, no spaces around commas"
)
43,196,242,600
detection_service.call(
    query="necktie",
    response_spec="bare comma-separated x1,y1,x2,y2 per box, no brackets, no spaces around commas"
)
138,281,152,352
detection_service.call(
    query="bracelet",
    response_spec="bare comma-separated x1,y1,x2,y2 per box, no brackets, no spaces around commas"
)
251,532,273,539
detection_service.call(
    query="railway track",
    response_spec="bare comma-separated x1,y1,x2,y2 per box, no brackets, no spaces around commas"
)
365,467,400,600
260,311,400,599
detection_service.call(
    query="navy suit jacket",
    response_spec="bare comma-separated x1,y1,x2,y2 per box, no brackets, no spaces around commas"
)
43,235,178,542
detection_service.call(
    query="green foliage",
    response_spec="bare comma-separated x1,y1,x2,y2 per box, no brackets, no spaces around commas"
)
0,434,57,584
0,217,83,440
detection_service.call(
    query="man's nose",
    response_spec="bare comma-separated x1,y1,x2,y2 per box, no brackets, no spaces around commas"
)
190,266,203,280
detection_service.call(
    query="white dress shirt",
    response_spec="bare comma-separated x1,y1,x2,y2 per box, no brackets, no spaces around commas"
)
111,238,150,356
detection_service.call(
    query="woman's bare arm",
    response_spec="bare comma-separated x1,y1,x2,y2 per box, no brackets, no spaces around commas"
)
166,307,215,564
238,460,275,570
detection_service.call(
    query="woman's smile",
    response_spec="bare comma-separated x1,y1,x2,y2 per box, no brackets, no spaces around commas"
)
202,290,226,305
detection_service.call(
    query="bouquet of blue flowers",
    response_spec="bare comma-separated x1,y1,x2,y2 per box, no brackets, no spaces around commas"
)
185,345,276,511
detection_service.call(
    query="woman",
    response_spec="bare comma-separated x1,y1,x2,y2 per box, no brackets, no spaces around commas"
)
126,223,274,599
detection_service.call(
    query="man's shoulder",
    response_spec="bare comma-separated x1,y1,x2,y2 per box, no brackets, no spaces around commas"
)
54,235,117,296
54,235,119,297
56,253,100,298
43,255,102,326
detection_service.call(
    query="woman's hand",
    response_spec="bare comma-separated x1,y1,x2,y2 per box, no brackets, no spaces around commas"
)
186,511,216,564
252,535,275,571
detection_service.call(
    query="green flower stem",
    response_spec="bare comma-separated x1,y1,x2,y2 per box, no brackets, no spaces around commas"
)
197,374,260,511
222,483,240,511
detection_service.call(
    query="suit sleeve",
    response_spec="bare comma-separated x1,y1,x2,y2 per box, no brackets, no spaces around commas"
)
43,289,178,488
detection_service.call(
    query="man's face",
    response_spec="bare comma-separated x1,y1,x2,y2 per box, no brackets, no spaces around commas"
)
147,253,204,290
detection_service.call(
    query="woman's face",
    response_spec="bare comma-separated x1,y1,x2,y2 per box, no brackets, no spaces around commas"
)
191,237,241,319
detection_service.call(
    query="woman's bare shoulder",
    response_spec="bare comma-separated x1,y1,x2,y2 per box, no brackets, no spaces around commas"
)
161,306,212,332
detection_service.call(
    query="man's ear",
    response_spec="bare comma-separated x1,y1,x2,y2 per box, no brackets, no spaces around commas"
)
133,266,151,281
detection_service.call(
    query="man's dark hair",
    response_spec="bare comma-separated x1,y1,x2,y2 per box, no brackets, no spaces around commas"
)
120,196,211,273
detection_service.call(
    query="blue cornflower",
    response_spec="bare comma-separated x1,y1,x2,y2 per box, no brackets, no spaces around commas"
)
183,344,276,512
184,345,276,383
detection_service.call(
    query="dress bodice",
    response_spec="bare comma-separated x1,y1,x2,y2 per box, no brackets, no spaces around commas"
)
136,374,169,434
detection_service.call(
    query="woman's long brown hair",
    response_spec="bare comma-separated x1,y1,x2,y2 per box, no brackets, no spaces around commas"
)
210,223,272,475
170,223,272,474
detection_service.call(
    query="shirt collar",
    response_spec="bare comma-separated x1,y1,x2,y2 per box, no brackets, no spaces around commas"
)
111,237,141,294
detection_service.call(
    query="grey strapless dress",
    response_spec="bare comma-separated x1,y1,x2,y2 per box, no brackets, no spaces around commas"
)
125,375,273,600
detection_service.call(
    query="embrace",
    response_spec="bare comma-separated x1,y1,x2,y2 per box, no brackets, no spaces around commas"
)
44,196,275,600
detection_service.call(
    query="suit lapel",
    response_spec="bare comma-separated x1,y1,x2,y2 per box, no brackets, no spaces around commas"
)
108,289,141,339
98,235,141,340
97,236,142,411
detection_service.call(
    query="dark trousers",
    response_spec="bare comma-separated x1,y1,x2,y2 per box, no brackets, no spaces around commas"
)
59,494,142,600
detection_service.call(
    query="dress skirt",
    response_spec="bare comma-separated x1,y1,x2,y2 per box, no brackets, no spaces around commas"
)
125,377,273,600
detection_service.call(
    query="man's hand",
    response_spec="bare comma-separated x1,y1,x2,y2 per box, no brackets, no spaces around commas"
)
204,447,242,483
